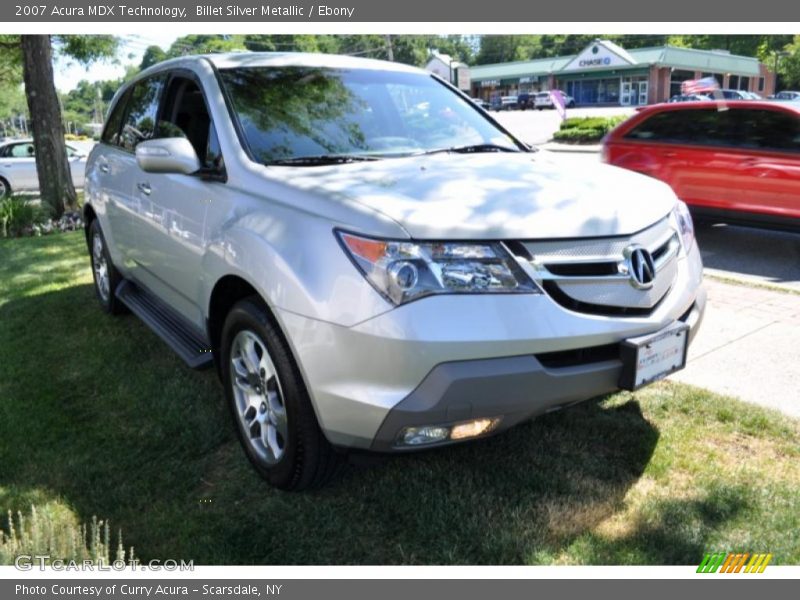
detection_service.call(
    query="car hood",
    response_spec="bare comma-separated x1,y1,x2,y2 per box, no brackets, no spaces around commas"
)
275,152,677,240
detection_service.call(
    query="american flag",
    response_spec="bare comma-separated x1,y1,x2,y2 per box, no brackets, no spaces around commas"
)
681,77,720,95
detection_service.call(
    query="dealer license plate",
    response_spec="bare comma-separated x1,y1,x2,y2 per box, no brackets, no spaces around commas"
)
619,321,689,391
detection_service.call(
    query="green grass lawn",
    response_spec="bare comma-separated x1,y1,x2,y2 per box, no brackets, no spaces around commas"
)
1,232,799,565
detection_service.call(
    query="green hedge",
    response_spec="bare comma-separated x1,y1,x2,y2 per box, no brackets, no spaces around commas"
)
552,115,628,144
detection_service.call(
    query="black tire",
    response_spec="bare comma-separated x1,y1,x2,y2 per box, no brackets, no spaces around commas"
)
221,296,341,491
0,177,10,199
88,219,126,315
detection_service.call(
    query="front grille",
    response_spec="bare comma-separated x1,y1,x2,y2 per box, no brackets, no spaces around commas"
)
518,217,680,317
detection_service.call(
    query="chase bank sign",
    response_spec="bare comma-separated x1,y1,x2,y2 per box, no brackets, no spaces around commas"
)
579,56,612,67
565,42,635,71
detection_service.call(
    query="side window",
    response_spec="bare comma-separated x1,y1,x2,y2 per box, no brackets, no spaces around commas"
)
624,111,701,144
157,75,224,171
120,75,166,152
10,143,36,158
101,89,130,146
625,109,736,147
735,109,800,153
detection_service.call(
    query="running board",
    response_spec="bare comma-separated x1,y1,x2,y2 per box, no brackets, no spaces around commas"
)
115,280,213,369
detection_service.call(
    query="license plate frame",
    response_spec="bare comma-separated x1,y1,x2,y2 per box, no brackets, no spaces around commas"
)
619,321,689,391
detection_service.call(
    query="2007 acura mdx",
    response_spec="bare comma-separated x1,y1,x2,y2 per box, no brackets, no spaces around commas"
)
84,53,706,490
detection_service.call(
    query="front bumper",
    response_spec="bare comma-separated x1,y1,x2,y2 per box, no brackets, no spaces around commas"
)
371,297,703,451
276,245,706,451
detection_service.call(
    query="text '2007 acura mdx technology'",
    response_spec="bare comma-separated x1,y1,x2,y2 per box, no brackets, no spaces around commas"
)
84,53,706,490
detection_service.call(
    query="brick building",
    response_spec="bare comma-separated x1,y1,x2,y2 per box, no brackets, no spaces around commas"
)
470,39,775,106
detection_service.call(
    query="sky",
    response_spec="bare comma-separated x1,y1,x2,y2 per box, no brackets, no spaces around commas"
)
53,33,179,92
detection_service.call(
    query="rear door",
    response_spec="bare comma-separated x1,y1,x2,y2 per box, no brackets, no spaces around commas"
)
100,75,166,272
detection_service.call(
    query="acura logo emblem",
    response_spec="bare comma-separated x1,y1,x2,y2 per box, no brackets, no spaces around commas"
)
623,245,656,289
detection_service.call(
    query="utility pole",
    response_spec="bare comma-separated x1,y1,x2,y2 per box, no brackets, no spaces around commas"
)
385,35,394,61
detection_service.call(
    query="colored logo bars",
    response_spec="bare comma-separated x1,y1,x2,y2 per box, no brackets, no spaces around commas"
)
697,552,773,573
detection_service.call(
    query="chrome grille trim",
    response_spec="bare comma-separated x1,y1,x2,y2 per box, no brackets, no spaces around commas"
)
514,217,680,314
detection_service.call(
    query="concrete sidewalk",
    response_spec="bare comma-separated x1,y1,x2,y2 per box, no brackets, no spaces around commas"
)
670,277,800,417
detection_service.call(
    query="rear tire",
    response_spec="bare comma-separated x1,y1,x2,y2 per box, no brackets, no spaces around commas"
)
221,296,341,491
89,219,126,315
0,177,10,199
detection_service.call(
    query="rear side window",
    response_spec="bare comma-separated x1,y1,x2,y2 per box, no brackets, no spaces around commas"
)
626,108,800,152
735,109,800,152
101,90,130,146
119,75,166,152
7,143,35,158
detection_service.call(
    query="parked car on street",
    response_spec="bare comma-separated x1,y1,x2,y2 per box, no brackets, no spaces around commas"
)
516,93,533,110
771,91,800,101
469,97,490,110
85,52,706,490
0,139,87,198
602,100,800,230
489,95,519,111
534,90,576,110
719,89,754,100
668,94,712,102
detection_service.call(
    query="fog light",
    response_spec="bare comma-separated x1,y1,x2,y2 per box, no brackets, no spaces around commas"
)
450,418,501,440
400,425,450,446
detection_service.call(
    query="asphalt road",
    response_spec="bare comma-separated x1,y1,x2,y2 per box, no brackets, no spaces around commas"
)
493,106,634,144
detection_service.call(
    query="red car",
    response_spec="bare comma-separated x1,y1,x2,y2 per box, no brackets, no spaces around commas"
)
602,101,800,230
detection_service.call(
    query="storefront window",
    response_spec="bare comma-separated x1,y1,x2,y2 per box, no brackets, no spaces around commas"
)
565,77,621,105
669,69,696,97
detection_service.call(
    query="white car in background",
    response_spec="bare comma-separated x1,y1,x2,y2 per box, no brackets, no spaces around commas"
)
0,139,88,198
534,90,576,109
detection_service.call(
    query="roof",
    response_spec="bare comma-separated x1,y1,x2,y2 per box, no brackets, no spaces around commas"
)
469,43,763,82
138,51,423,80
426,52,467,69
469,56,572,81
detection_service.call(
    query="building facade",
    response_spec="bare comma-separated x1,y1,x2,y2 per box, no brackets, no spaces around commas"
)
469,40,775,106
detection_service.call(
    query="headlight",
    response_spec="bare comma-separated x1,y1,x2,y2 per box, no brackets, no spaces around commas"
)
337,231,540,305
673,200,694,253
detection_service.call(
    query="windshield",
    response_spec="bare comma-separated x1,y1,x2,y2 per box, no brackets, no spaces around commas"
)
218,66,520,164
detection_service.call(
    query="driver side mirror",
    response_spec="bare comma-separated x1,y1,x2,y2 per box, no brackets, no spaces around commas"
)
136,137,200,175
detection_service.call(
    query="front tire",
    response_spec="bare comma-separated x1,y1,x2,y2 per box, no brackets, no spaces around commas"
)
89,219,126,315
221,297,341,490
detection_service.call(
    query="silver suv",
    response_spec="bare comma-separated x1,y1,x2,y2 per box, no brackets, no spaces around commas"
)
85,53,706,490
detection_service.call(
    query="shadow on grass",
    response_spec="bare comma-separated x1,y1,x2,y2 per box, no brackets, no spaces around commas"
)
0,282,742,565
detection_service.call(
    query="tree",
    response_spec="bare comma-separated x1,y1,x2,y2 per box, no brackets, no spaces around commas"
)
778,35,800,89
1,35,118,217
140,45,166,70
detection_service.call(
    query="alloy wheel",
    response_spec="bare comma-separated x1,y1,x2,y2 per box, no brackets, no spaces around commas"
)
92,232,110,302
230,330,289,465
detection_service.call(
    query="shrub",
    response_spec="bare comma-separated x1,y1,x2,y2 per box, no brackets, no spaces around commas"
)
553,115,628,144
0,505,134,566
0,196,51,238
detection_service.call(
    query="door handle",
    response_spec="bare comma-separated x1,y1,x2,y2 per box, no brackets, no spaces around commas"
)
99,163,110,173
137,182,152,196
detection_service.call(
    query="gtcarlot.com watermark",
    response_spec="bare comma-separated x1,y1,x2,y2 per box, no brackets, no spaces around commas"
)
14,555,194,572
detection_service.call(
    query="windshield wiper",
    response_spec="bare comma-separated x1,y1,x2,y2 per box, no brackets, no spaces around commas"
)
421,143,521,156
267,154,381,166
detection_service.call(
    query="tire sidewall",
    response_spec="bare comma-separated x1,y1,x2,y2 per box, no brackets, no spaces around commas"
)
89,220,114,312
220,300,306,489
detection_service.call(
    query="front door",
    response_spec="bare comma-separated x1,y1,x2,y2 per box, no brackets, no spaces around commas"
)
131,74,224,329
638,81,649,106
